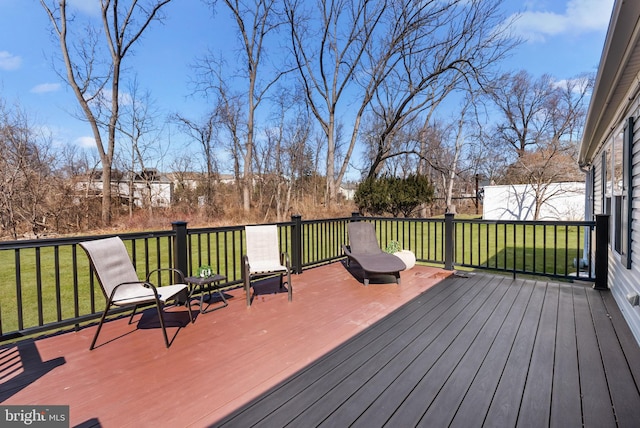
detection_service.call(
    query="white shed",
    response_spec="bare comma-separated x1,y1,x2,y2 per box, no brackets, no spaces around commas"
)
483,182,585,221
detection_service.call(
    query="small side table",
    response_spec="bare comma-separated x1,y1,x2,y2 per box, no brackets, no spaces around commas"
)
185,274,228,313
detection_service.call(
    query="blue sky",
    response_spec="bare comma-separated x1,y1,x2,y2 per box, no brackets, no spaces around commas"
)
0,0,616,171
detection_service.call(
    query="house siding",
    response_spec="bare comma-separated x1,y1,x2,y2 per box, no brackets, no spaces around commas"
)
595,103,640,345
593,162,602,216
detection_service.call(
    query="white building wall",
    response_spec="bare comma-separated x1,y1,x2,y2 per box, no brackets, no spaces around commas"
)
483,182,585,221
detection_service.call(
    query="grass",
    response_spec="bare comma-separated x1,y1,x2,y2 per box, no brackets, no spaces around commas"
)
452,222,587,275
0,218,591,340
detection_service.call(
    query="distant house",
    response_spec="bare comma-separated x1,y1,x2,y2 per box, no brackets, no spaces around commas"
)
483,182,585,221
339,182,358,200
579,0,640,344
76,169,173,208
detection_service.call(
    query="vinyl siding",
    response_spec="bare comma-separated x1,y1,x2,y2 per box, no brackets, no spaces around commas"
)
602,110,640,345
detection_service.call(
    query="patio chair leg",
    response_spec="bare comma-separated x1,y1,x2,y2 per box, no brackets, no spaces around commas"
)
287,270,292,302
90,302,112,350
185,295,194,323
245,276,252,307
129,304,140,324
155,301,170,348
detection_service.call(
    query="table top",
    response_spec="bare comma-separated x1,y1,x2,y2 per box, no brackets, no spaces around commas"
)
184,274,226,285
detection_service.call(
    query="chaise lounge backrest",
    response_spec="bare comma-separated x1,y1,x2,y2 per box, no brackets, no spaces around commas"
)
348,222,383,255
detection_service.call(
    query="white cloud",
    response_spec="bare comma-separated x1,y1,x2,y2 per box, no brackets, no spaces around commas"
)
0,51,22,70
67,0,101,16
553,76,591,93
509,0,615,43
75,136,96,148
30,83,61,94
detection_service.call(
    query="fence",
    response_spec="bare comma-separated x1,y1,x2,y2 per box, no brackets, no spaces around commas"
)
0,214,605,342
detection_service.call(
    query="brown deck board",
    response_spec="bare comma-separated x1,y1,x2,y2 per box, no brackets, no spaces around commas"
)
1,262,447,427
3,266,640,428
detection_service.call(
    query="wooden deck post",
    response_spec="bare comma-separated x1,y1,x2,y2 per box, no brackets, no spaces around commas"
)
445,212,454,271
594,214,609,290
172,220,189,282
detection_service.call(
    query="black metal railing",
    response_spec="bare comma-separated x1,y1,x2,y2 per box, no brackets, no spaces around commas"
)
450,215,596,280
0,214,605,342
0,230,175,341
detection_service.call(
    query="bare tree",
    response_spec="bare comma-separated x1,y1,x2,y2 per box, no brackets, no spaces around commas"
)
40,0,173,225
485,71,594,218
286,0,513,206
212,84,245,203
364,0,514,179
171,112,219,213
169,154,198,209
486,71,594,158
0,102,59,239
285,0,386,206
117,78,165,215
256,86,313,221
198,0,287,213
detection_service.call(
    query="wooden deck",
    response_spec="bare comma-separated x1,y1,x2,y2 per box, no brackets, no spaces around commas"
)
217,272,640,428
1,262,448,427
2,264,640,427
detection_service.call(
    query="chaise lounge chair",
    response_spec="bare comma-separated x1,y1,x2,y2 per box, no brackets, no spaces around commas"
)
342,222,406,286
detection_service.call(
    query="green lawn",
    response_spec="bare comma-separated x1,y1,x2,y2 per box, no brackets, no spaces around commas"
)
452,222,587,275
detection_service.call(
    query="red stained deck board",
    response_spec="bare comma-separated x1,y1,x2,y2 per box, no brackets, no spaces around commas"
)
1,262,448,427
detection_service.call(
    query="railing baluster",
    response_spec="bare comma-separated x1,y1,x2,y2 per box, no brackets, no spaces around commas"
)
35,248,43,326
525,224,528,272
72,245,80,321
54,246,62,322
565,225,570,279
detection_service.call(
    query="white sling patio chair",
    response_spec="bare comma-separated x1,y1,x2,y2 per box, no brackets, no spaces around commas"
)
80,236,193,350
243,225,292,307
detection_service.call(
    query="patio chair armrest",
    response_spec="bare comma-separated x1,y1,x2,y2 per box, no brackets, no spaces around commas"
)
242,255,250,277
108,280,159,300
146,268,185,284
342,245,353,267
114,280,154,288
